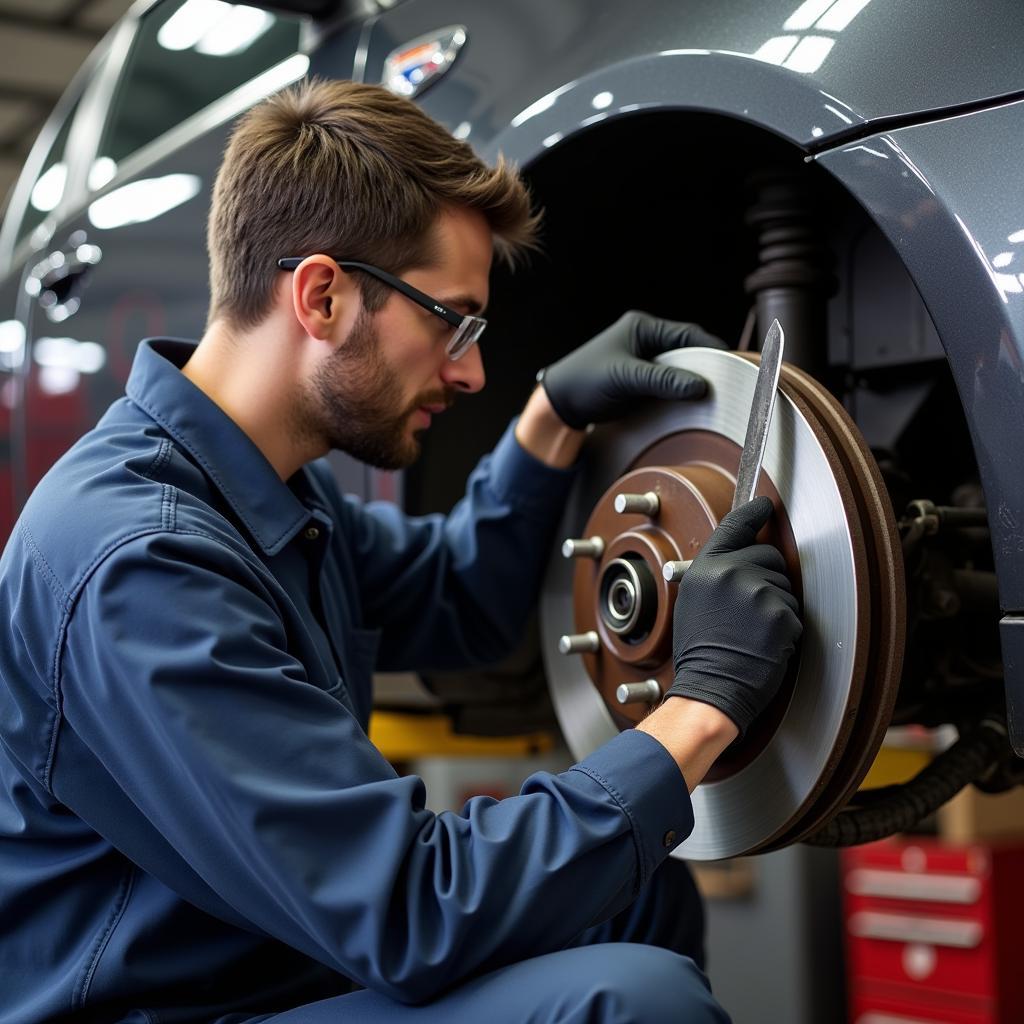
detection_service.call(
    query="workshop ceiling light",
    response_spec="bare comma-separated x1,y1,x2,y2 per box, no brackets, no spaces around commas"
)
88,157,118,191
88,174,202,230
0,320,25,370
158,0,229,51
195,6,273,56
753,35,800,65
784,0,835,31
0,321,23,354
30,163,67,213
814,0,874,32
783,35,835,73
35,337,106,374
158,0,272,56
34,337,106,397
754,0,874,74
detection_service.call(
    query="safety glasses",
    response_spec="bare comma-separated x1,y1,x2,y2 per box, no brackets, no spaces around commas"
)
276,257,486,360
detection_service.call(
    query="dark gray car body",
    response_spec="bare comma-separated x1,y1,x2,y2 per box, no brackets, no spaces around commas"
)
2,0,1023,747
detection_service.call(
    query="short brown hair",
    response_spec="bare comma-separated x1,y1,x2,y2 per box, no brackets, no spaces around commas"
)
206,78,540,329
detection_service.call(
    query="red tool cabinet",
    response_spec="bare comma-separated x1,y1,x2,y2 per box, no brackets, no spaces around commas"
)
841,838,1024,1024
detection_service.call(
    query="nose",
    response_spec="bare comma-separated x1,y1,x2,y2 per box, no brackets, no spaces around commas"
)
441,340,485,394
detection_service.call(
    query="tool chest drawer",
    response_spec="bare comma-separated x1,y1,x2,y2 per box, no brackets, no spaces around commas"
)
851,981,994,1024
841,839,1024,1023
845,907,988,998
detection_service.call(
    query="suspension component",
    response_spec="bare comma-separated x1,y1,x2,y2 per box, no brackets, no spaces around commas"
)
743,167,835,378
904,499,989,535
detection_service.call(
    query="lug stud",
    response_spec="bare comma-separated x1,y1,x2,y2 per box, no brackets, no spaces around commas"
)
662,560,693,583
615,680,662,705
561,537,605,559
558,631,600,655
613,491,660,516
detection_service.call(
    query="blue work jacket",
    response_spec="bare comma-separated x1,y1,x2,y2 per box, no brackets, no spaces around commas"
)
0,339,694,1022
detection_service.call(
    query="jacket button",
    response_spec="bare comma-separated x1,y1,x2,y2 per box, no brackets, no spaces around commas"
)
304,526,320,541
663,830,676,848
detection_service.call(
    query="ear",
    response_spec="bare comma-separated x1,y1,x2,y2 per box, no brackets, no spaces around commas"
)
289,255,360,341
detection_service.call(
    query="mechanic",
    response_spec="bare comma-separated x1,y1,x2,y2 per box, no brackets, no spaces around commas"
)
0,80,800,1023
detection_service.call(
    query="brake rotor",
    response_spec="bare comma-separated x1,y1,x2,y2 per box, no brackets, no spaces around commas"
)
540,348,905,860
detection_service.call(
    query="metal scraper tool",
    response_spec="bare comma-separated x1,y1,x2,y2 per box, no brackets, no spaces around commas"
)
732,318,785,511
662,318,786,585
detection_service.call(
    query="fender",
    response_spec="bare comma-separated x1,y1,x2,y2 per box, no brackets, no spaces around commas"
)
464,50,1024,749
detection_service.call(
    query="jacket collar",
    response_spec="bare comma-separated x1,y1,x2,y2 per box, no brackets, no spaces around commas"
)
125,338,315,556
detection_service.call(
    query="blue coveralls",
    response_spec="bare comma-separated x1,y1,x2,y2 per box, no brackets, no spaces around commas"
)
0,339,728,1023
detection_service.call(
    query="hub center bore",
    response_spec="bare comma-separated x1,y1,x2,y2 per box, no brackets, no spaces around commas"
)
599,555,657,639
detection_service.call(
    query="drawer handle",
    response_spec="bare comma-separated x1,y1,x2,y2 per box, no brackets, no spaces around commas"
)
848,910,983,948
846,868,981,904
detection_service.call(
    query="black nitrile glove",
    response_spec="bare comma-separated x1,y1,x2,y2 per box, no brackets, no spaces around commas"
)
665,496,802,739
539,311,727,429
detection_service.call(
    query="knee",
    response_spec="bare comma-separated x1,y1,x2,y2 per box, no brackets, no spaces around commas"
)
564,944,730,1024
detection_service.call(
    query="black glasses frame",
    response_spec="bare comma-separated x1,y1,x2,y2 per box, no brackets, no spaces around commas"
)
278,257,465,328
277,257,486,360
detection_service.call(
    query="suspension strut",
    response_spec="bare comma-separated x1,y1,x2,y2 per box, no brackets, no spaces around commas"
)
744,167,835,377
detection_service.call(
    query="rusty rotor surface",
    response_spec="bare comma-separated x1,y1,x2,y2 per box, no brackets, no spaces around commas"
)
540,348,904,860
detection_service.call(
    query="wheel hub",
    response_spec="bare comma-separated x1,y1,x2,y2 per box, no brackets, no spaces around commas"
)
541,348,905,859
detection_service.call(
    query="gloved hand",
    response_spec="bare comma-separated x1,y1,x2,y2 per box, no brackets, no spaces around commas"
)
538,311,727,430
665,496,802,740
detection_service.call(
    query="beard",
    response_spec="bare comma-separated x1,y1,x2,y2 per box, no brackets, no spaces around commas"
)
294,309,454,471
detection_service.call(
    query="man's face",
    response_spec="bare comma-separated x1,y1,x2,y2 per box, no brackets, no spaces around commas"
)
298,207,492,470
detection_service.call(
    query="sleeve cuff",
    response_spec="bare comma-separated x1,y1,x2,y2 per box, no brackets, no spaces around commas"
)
485,418,578,517
569,729,694,887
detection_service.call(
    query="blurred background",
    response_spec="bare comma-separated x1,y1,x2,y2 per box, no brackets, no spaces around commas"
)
0,0,134,214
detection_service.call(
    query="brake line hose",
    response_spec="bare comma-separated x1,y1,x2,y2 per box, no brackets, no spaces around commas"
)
804,718,1008,847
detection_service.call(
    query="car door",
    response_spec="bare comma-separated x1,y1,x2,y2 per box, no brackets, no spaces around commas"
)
18,0,304,501
0,50,100,545
7,0,366,514
0,276,25,544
